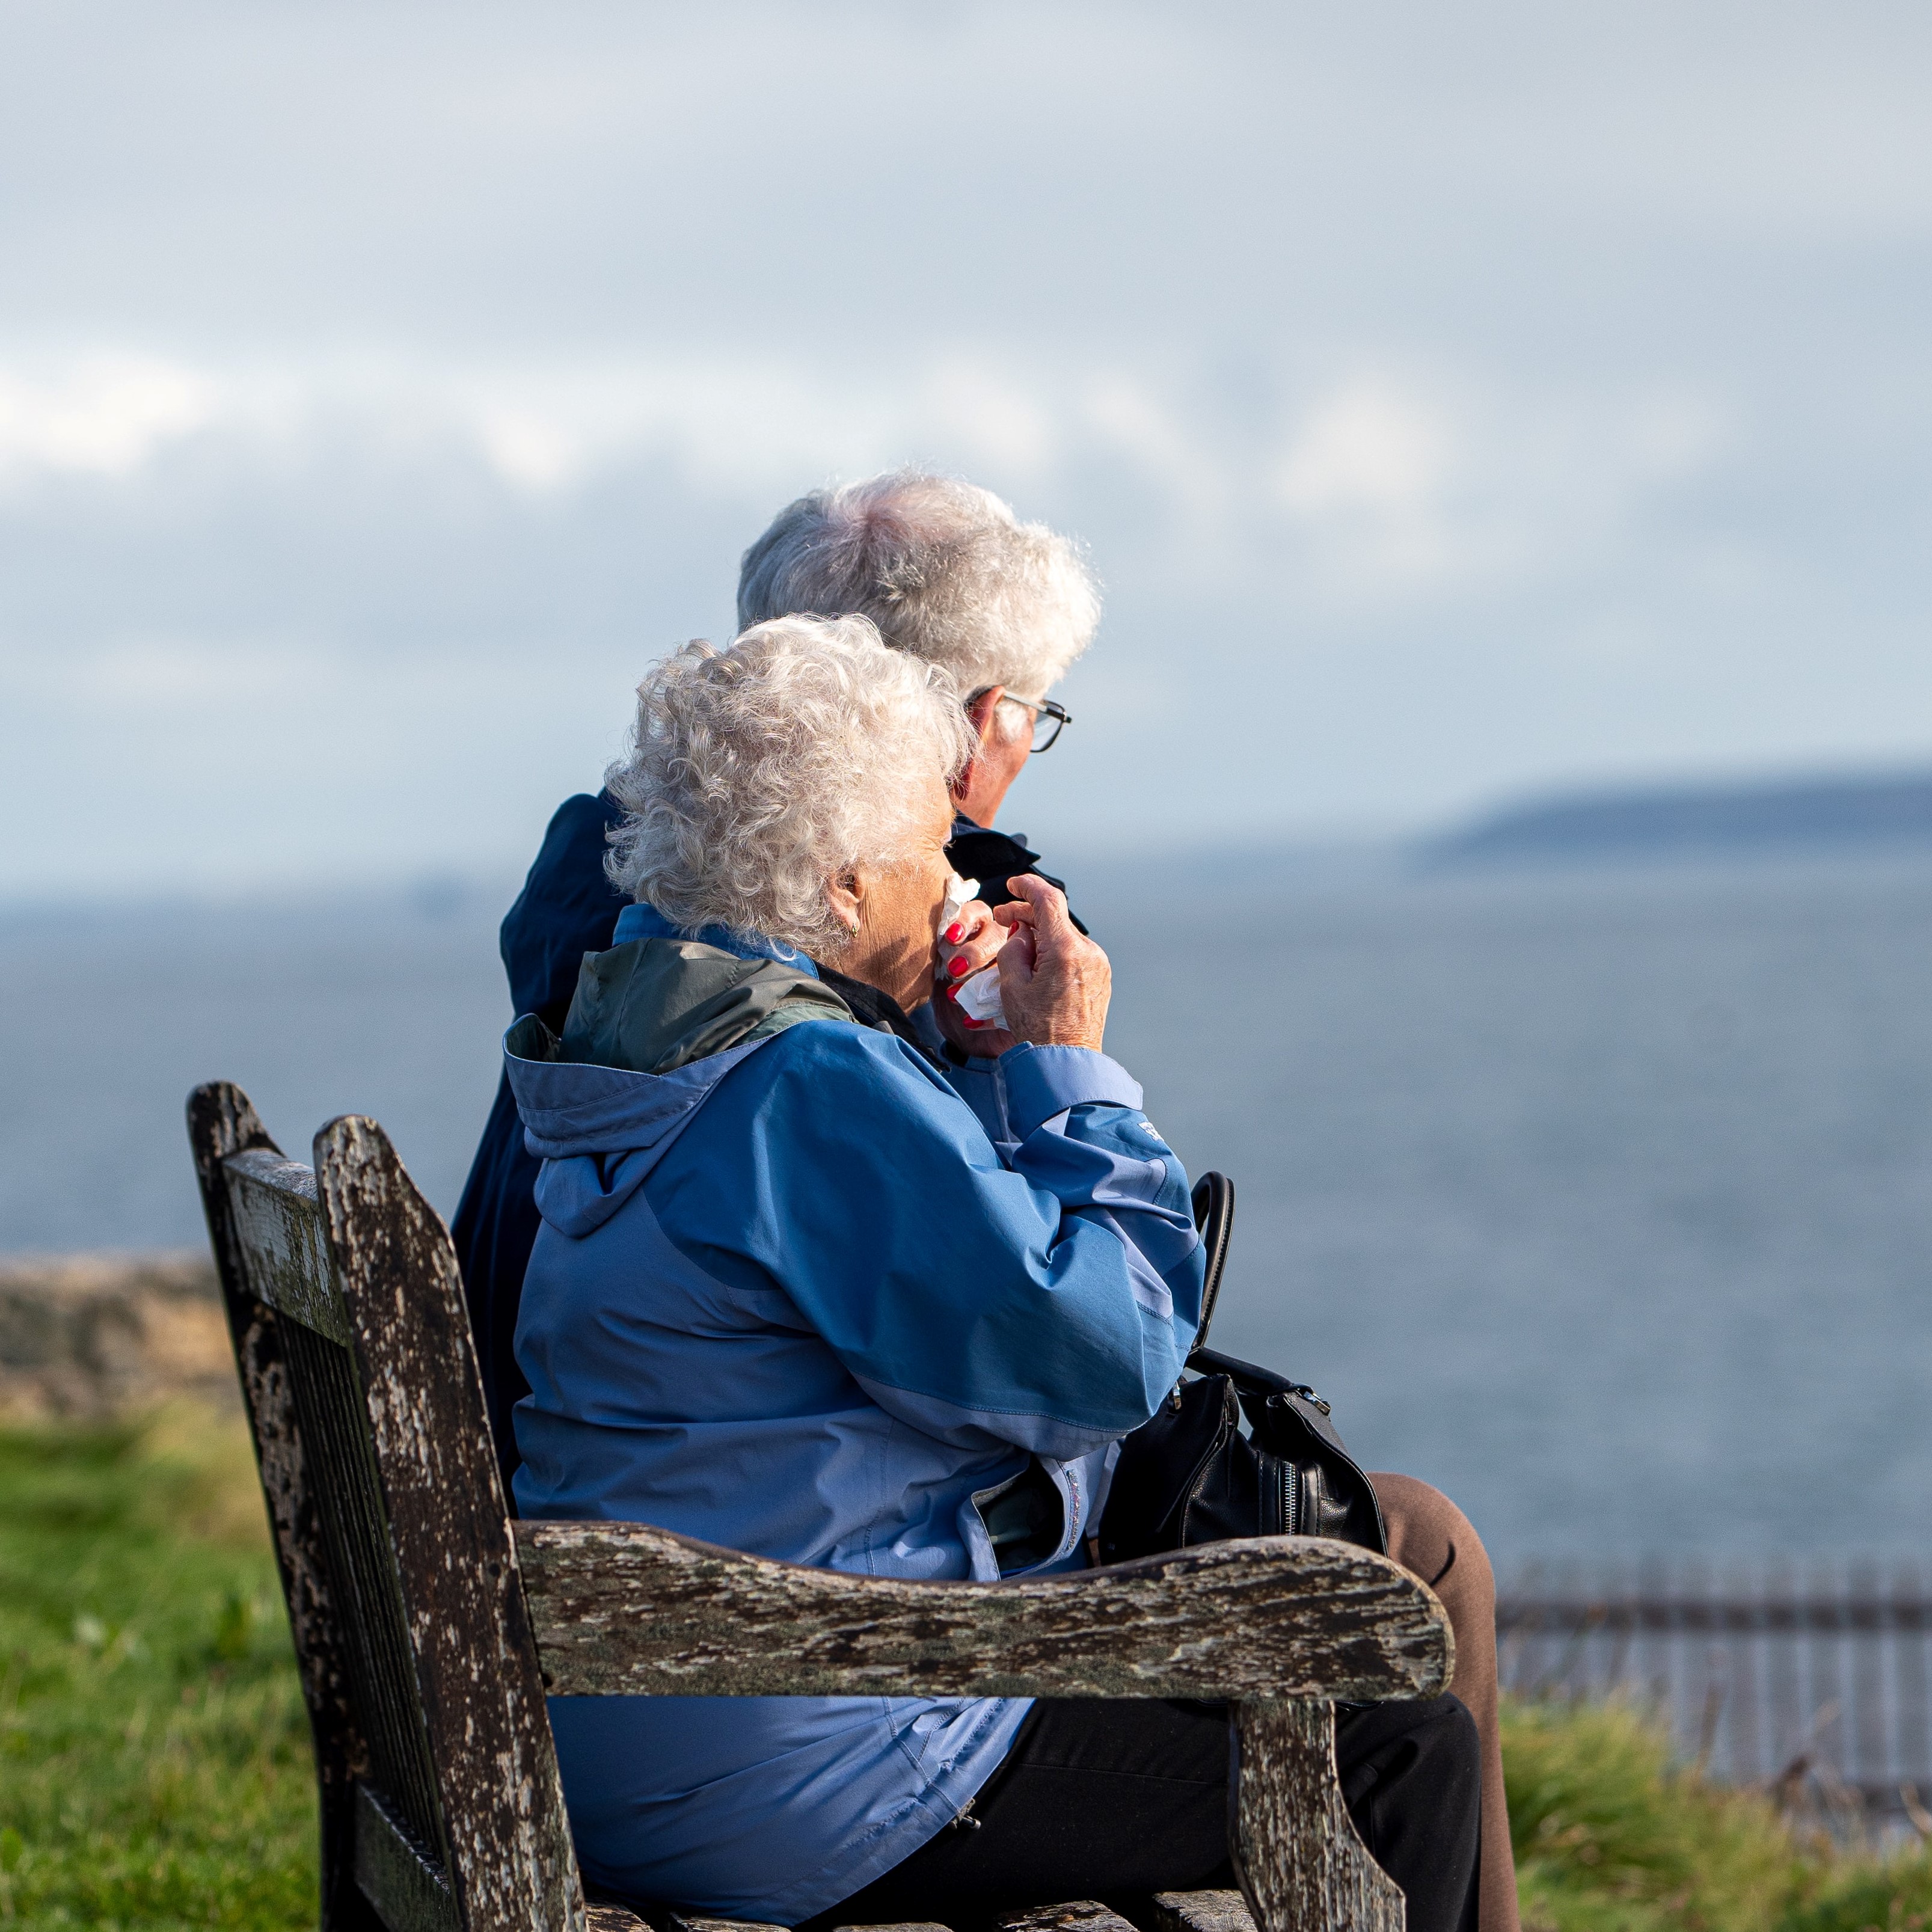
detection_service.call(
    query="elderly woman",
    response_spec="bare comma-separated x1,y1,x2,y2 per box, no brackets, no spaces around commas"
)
504,616,1481,1930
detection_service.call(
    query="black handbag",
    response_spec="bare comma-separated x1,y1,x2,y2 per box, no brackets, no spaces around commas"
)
1094,1174,1387,1563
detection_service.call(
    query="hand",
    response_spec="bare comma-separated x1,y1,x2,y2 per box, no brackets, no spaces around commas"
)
993,874,1110,1052
933,897,1017,1058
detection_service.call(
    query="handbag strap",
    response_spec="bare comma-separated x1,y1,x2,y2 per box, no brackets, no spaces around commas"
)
1182,1179,1332,1416
1189,1171,1235,1351
1186,1343,1331,1414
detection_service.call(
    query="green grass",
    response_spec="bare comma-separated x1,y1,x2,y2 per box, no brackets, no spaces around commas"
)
0,1406,317,1928
4,1406,1932,1931
1504,1693,1932,1932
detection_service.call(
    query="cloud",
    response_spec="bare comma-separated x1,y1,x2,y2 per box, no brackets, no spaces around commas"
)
1277,381,1452,517
1269,379,1466,588
0,346,1077,504
0,343,1731,601
0,355,216,479
474,408,582,492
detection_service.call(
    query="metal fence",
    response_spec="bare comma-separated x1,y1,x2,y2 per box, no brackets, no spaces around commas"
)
1497,1558,1932,1820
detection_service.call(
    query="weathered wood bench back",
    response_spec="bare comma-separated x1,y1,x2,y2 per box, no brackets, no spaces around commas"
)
189,1083,590,1932
188,1079,1452,1932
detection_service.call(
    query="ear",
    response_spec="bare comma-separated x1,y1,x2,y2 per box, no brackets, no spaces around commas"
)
966,686,1006,745
952,686,1005,802
824,869,863,939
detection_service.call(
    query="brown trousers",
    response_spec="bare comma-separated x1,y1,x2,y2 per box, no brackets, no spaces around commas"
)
1371,1473,1519,1932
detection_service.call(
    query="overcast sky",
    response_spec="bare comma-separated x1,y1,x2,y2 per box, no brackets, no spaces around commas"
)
4,1,1931,896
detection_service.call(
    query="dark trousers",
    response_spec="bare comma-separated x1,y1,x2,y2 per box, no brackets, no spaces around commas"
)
804,1693,1481,1932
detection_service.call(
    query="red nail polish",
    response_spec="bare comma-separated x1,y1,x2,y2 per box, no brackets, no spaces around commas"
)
948,957,970,977
943,922,963,943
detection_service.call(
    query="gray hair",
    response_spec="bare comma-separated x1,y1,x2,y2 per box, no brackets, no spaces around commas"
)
604,615,975,955
737,470,1100,705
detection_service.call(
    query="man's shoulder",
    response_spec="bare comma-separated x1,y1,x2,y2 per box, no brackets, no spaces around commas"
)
501,790,628,1020
945,818,1043,885
530,791,625,889
945,818,1086,935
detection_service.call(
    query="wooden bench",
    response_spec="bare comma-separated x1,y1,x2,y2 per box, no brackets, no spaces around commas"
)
186,1079,1450,1932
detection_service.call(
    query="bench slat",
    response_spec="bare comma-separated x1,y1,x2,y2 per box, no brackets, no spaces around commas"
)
1151,1891,1256,1932
995,1906,1138,1932
517,1520,1449,1703
353,1785,458,1932
316,1115,586,1932
660,1915,790,1932
189,1085,375,1931
223,1146,349,1343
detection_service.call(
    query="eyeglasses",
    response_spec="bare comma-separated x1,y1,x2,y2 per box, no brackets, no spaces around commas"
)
975,691,1073,753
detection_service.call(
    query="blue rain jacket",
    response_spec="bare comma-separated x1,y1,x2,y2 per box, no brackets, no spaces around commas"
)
505,908,1201,1922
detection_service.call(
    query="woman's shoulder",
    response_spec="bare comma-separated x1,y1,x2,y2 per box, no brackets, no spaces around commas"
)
743,1009,957,1099
658,1012,983,1206
689,1010,965,1143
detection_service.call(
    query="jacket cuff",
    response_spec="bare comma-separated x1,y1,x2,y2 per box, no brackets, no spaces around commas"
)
998,1044,1144,1142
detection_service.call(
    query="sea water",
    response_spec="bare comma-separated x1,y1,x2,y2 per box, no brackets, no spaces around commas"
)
6,851,1931,1560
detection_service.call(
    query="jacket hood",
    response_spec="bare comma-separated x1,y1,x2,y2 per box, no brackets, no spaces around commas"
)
560,934,849,1076
504,933,851,1237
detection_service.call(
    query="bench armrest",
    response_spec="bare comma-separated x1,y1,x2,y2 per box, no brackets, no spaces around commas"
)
514,1521,1450,1701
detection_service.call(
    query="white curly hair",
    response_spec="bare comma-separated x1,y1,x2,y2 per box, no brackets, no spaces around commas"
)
735,470,1100,712
604,615,975,955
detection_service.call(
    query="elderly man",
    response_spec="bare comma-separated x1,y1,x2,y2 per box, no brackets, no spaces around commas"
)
454,470,1094,1488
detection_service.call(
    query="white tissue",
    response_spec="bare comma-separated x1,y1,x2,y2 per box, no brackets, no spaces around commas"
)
953,963,1008,1028
942,872,980,927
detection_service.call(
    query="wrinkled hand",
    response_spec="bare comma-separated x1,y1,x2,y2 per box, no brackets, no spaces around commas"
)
933,897,1017,1058
992,874,1110,1052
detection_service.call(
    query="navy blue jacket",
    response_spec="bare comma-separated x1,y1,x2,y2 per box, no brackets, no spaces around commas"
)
450,790,1079,1492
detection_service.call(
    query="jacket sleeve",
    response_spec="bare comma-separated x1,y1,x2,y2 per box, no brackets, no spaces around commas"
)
663,1028,1204,1460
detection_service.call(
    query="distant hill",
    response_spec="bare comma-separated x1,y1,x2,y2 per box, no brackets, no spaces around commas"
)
1423,769,1932,869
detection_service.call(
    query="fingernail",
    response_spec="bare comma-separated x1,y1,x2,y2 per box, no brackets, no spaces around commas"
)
948,957,971,977
943,922,963,943
944,984,958,1000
